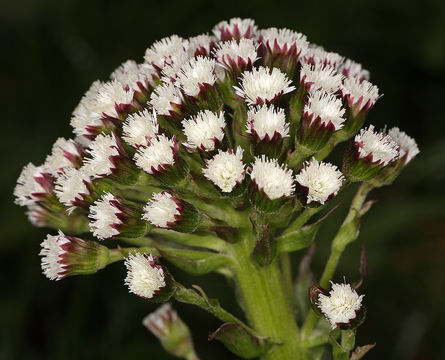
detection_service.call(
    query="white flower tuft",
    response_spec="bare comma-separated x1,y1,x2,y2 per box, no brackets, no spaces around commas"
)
295,158,344,204
91,80,134,119
142,192,180,228
318,282,364,329
88,192,122,240
214,38,259,70
203,147,245,192
300,62,344,93
304,91,346,130
177,56,216,97
83,133,120,178
43,138,82,176
122,109,159,147
188,34,214,57
160,51,191,83
40,231,70,281
144,35,188,71
54,167,90,207
124,253,166,299
341,77,380,111
259,27,309,55
134,135,175,174
234,67,296,105
246,105,289,139
213,18,257,40
387,127,419,164
304,46,345,68
182,110,226,151
149,82,183,116
111,60,157,90
355,125,399,165
14,163,47,206
250,156,295,200
340,59,370,80
142,303,179,337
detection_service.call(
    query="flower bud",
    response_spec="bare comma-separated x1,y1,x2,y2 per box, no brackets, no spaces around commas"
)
212,18,257,41
40,231,111,280
143,303,198,360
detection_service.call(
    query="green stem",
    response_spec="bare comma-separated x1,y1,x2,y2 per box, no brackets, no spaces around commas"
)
282,206,323,236
229,228,301,360
301,183,372,339
150,228,226,251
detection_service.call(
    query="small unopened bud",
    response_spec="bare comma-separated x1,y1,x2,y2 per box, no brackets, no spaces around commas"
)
143,303,198,360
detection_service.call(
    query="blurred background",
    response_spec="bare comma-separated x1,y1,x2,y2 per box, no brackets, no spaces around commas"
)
1,0,444,359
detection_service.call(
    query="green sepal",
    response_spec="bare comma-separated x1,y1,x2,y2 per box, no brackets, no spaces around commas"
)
208,322,278,359
251,224,277,267
158,248,232,275
150,268,177,303
350,343,376,360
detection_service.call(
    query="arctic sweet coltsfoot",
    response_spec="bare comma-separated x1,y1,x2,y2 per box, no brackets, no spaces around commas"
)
14,17,419,360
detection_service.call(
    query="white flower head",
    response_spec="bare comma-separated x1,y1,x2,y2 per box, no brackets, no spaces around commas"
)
27,205,47,227
43,138,82,176
188,34,214,57
83,133,120,178
160,51,191,83
250,156,295,200
387,127,419,164
341,77,380,112
182,110,226,151
295,158,344,204
142,303,179,338
70,80,104,137
304,46,345,68
149,82,183,116
177,56,216,97
39,231,70,281
355,125,399,166
88,192,122,240
122,109,159,147
203,147,245,192
304,91,346,130
124,253,166,299
91,80,134,119
318,282,364,329
300,62,344,93
246,105,289,140
111,60,158,91
14,163,49,206
54,167,90,207
144,35,188,71
134,134,175,174
340,59,370,80
259,27,309,56
214,38,259,71
212,18,258,40
142,192,181,228
234,66,296,105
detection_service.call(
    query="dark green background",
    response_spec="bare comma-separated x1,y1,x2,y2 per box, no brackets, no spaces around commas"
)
1,0,444,359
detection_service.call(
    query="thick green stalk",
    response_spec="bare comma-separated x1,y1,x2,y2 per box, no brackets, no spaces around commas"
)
301,183,372,339
229,228,301,360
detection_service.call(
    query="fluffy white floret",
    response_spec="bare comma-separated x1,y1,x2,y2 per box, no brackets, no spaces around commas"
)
214,38,259,69
144,35,188,70
111,60,157,90
250,156,295,199
300,62,344,93
91,80,134,119
203,147,245,192
88,193,121,240
304,46,345,68
234,67,296,105
304,91,346,130
142,192,180,228
340,59,370,80
134,135,175,174
213,18,257,40
83,133,120,178
40,232,70,281
387,127,419,164
318,282,364,329
177,56,216,97
54,167,90,207
124,253,166,299
341,77,380,111
182,110,226,150
295,158,344,204
14,163,47,206
122,109,159,147
188,34,214,57
355,125,399,165
260,27,308,54
43,138,82,176
246,105,289,139
149,82,183,116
